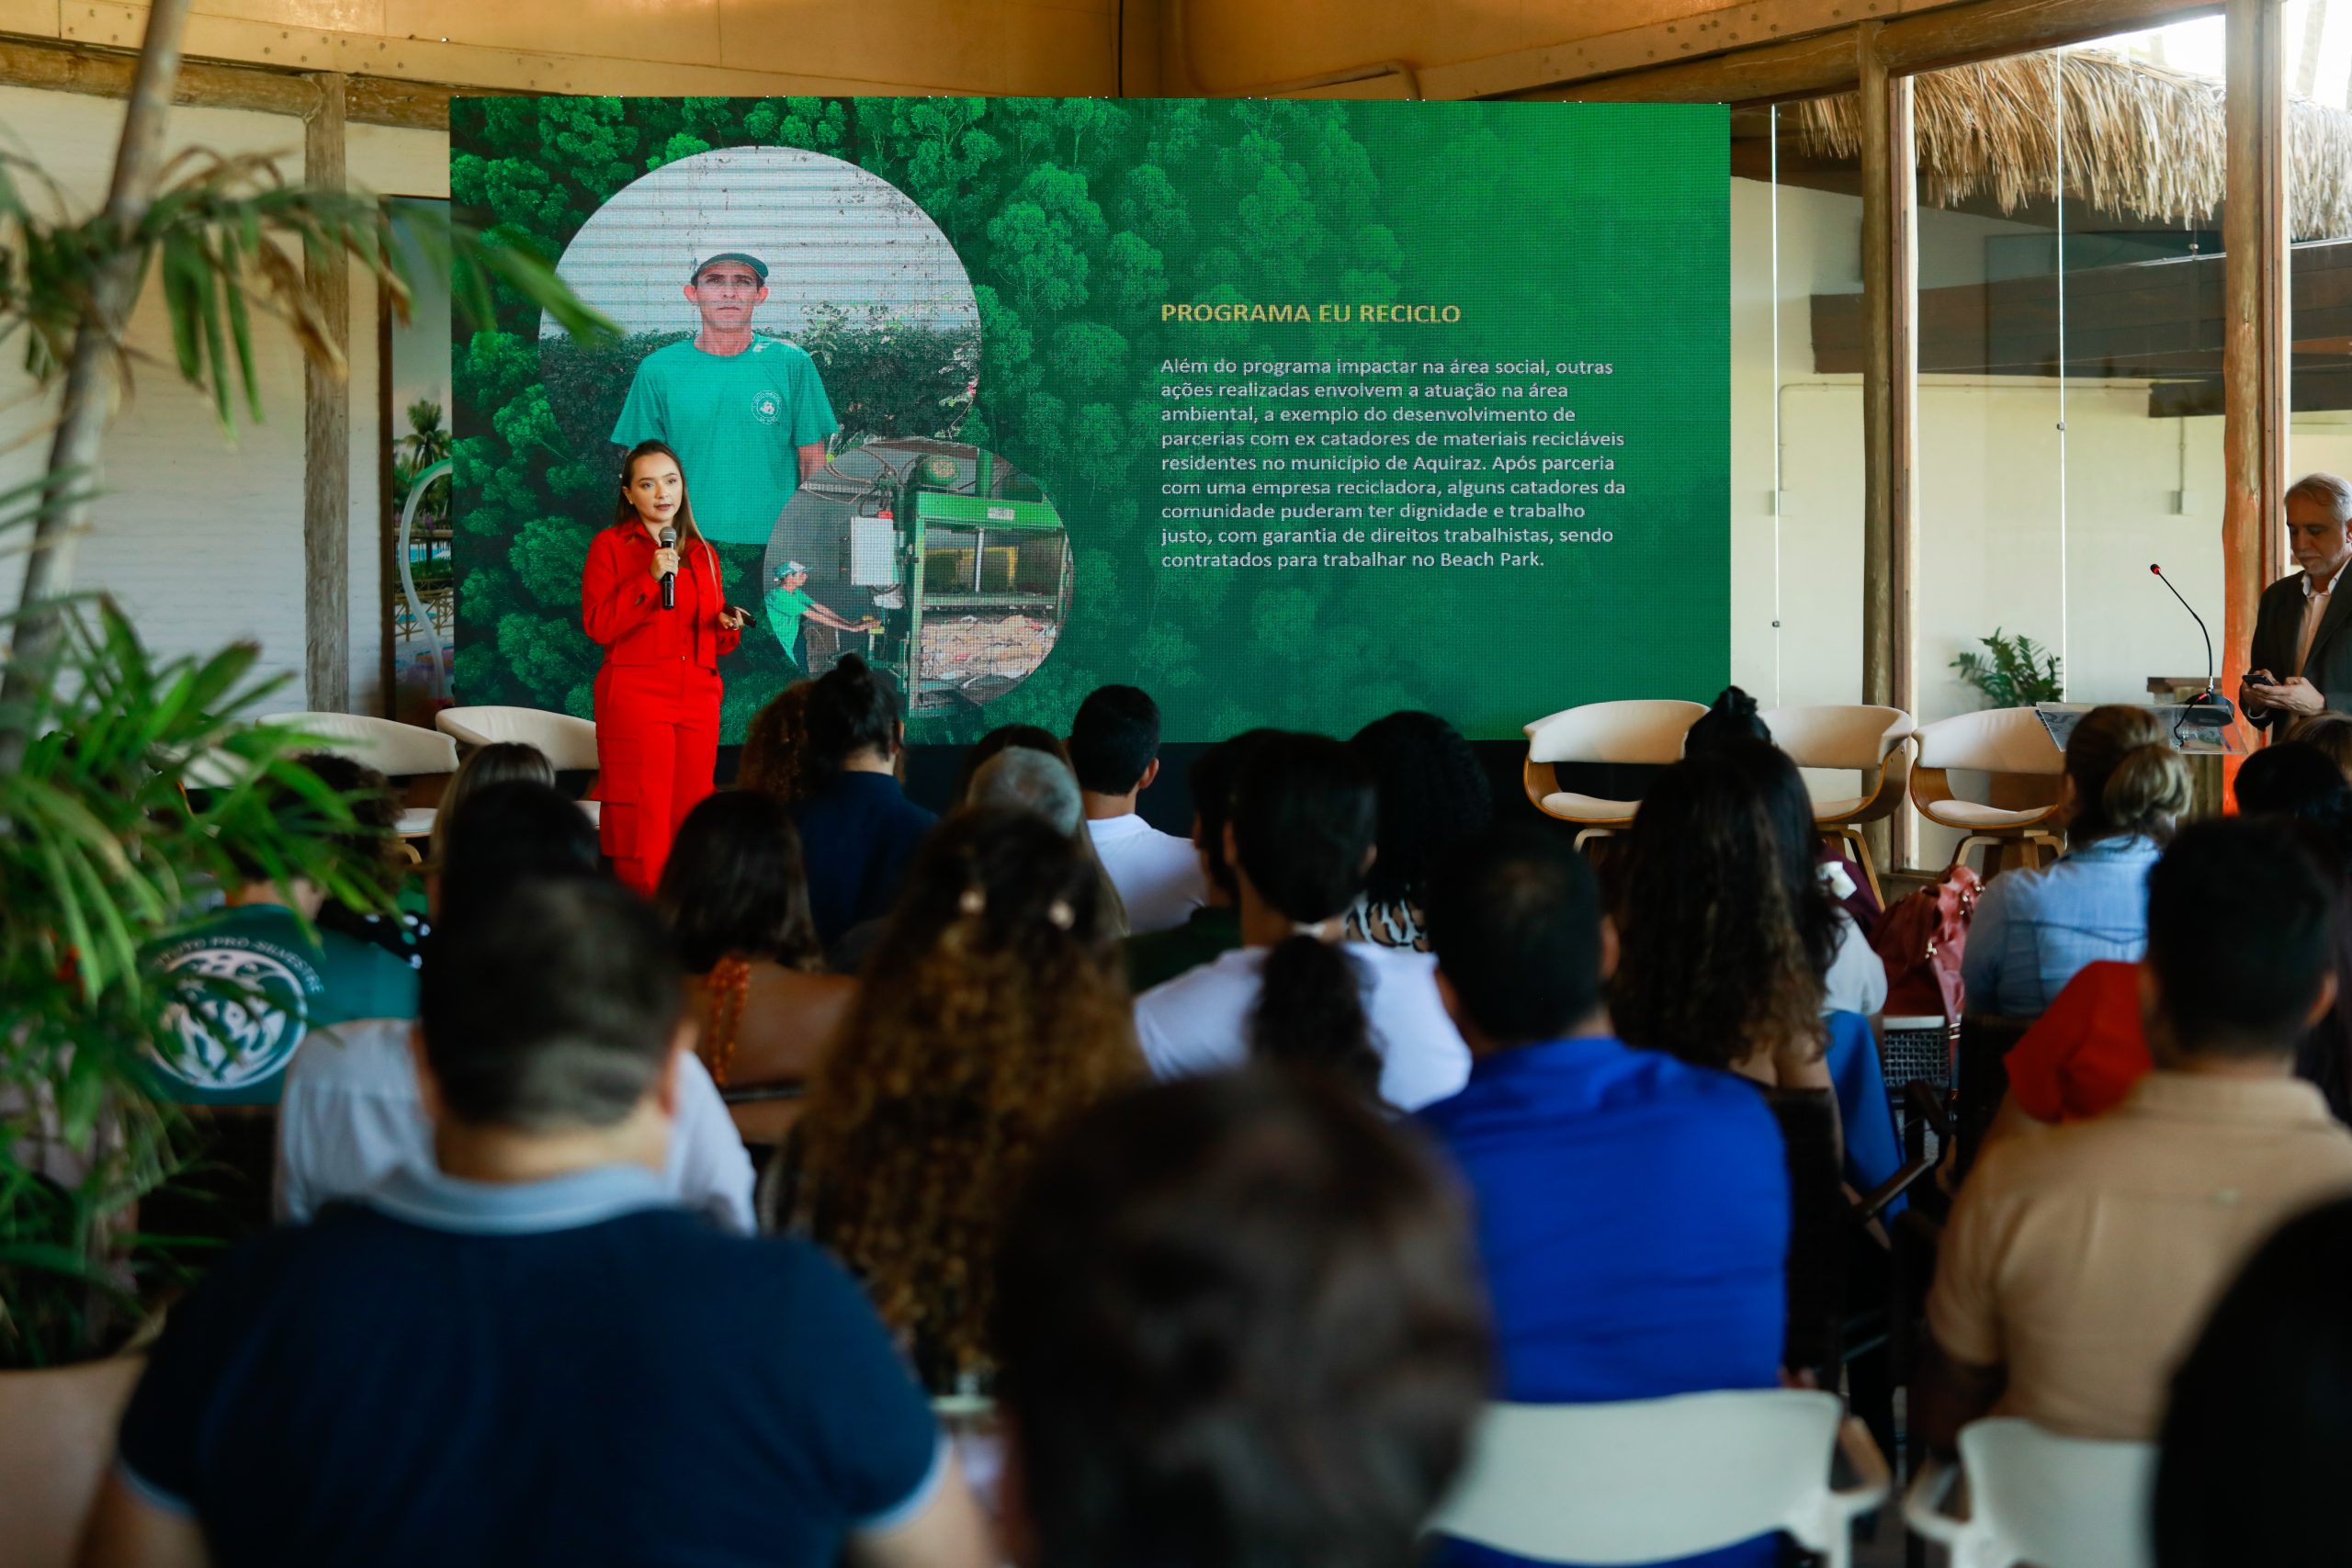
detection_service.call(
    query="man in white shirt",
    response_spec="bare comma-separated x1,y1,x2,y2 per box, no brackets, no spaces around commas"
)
1069,684,1207,934
2245,472,2352,727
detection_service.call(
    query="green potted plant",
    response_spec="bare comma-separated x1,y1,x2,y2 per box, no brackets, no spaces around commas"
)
1951,628,2064,708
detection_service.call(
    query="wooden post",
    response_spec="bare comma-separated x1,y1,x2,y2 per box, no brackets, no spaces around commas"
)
1860,23,1917,863
2222,0,2288,733
303,72,351,713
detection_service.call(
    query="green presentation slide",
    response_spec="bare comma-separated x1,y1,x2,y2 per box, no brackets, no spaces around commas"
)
451,96,1727,743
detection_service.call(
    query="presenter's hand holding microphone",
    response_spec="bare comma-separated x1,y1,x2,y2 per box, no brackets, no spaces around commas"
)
654,525,679,608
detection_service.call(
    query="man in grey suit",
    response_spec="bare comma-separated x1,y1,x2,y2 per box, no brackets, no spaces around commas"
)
2245,473,2352,729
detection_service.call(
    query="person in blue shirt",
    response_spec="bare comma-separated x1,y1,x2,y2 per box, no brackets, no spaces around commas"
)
84,880,989,1568
1962,704,2192,1019
1418,825,1792,1568
788,651,938,953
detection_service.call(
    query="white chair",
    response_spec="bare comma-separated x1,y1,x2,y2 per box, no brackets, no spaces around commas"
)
1760,704,1917,905
436,705,604,827
1521,700,1707,850
1905,1418,2157,1568
1911,709,2066,873
1429,1392,1889,1568
259,711,459,841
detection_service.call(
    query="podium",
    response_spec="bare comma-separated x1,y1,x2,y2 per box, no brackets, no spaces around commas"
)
2032,701,2239,820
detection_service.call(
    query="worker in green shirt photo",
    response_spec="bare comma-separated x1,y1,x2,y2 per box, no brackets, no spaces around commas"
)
609,247,841,549
764,560,876,675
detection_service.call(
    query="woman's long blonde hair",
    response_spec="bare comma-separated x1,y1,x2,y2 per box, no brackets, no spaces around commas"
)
798,806,1144,1383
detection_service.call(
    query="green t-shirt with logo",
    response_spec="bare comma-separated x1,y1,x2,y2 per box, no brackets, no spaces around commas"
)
764,584,816,656
146,905,418,1107
610,336,840,546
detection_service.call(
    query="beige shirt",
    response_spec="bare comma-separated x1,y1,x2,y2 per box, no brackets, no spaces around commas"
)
1928,1070,2352,1440
2296,558,2352,675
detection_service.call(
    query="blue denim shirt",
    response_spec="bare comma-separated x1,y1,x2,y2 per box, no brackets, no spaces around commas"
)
1961,834,2162,1019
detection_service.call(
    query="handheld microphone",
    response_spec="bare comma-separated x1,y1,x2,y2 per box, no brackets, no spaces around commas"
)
2150,563,2234,726
660,525,678,610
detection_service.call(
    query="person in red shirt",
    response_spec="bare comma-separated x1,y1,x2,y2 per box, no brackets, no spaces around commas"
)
584,440,748,893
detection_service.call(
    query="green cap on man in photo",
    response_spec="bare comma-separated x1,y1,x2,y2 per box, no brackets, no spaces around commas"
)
692,250,770,283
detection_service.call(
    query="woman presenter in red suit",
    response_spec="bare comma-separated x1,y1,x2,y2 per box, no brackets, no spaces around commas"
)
584,439,750,893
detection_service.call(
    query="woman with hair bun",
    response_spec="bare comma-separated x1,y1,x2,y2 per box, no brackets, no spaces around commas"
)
787,650,936,950
1962,703,2191,1018
797,806,1142,1391
1134,731,1471,1111
583,438,748,893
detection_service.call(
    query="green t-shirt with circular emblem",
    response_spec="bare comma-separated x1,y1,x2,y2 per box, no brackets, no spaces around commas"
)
610,335,840,545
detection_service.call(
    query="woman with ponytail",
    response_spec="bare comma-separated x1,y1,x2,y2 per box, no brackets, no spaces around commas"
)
583,439,749,892
1134,731,1471,1111
1962,703,2191,1018
788,650,936,950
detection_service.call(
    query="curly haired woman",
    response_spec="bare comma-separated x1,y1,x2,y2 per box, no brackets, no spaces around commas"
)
795,805,1145,1391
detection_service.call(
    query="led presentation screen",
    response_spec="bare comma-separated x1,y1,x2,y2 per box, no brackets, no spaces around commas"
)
450,97,1727,743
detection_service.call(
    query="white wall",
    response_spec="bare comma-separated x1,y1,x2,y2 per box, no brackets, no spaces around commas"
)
0,86,446,717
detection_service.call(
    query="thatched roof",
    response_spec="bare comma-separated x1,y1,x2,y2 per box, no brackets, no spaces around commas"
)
1792,51,2352,242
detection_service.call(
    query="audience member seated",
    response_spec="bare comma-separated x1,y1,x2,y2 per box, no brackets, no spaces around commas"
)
951,722,1067,796
1068,684,1205,934
966,745,1129,937
1419,826,1790,1568
2286,708,2352,783
796,807,1143,1393
791,653,936,953
1611,751,1832,1093
655,790,852,1089
425,738,554,870
736,680,813,806
1918,818,2352,1448
1996,741,2352,1133
1122,731,1267,991
302,752,432,973
1135,732,1472,1111
276,780,754,1233
144,756,416,1110
992,1068,1489,1568
83,881,991,1568
1961,704,2188,1019
2155,1196,2352,1568
1343,710,1492,951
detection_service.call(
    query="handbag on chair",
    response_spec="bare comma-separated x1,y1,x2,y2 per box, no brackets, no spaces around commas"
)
1871,866,1981,1024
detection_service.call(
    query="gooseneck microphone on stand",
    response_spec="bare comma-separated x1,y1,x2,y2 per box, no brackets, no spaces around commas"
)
660,525,678,610
2150,563,2235,727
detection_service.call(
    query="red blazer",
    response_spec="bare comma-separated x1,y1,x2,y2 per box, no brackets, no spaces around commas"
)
582,523,742,670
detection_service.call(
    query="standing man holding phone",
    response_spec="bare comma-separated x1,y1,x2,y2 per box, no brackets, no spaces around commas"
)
2245,474,2352,728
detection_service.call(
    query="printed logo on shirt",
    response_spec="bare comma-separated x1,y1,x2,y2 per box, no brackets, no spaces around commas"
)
151,943,316,1090
751,389,781,425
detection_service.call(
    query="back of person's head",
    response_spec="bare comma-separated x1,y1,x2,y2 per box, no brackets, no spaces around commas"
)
435,779,602,932
1347,710,1493,912
2157,1196,2352,1568
1189,729,1278,902
2288,712,2352,784
429,740,556,863
1426,825,1604,1046
1068,684,1161,797
1231,733,1382,1098
802,653,900,791
804,805,1141,1381
1708,739,1841,983
736,681,812,806
993,1068,1490,1568
2148,818,2335,1059
956,723,1070,804
418,879,684,1130
2239,740,2349,818
655,790,820,974
1681,684,1771,760
1612,751,1825,1072
968,746,1084,836
240,750,404,901
2064,704,2191,845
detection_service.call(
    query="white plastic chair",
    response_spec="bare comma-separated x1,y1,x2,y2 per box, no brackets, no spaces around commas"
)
1521,700,1707,850
1760,704,1917,904
1911,709,2066,872
261,712,458,840
1429,1391,1889,1568
1905,1418,2156,1568
435,705,600,772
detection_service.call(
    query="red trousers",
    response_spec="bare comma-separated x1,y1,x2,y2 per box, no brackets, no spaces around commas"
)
594,660,720,895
